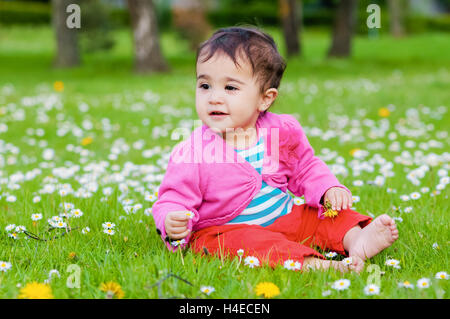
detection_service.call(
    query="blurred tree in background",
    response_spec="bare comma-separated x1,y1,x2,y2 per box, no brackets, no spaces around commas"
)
1,0,449,71
51,0,80,67
327,0,357,58
78,0,116,52
279,0,302,57
127,0,168,73
172,0,212,50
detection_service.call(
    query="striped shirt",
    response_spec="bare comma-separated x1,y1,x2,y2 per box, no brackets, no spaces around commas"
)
226,136,294,227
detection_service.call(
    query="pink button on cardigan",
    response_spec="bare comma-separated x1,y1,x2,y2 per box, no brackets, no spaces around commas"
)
151,111,350,251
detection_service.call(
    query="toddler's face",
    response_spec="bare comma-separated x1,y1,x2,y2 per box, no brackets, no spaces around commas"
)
196,53,267,135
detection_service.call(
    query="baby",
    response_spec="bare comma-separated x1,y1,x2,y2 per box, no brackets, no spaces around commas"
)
152,27,398,273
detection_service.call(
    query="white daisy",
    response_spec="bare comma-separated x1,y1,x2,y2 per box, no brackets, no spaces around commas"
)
103,228,115,235
185,211,195,219
364,284,380,295
293,197,305,205
410,192,421,200
200,286,215,295
102,222,115,229
0,261,12,272
237,249,244,257
420,187,429,193
15,225,26,233
417,278,431,289
32,196,41,203
283,259,301,271
81,227,90,234
400,194,410,201
342,257,352,266
144,208,152,216
55,221,67,228
398,280,414,289
5,224,16,232
71,209,83,218
8,232,18,240
6,195,17,202
352,180,364,187
432,242,440,250
171,238,185,247
435,271,449,280
385,259,401,269
404,206,413,213
325,251,337,259
352,195,360,203
331,279,351,291
244,256,260,268
31,213,43,221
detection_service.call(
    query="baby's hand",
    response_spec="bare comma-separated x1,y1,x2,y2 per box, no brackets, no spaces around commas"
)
165,211,190,240
324,187,352,211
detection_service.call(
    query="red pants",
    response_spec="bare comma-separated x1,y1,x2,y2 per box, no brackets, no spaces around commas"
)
190,204,372,268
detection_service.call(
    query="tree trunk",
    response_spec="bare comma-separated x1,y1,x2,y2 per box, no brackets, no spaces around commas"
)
127,0,168,73
327,0,357,58
388,0,406,37
279,0,302,57
172,0,211,51
52,0,80,68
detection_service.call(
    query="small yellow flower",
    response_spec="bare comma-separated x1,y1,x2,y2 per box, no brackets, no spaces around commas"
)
378,107,390,117
99,281,125,299
255,282,280,299
81,137,93,146
322,201,339,218
18,282,54,299
68,252,77,260
53,81,64,92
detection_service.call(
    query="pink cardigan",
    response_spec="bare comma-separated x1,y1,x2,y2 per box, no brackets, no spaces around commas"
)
152,112,350,251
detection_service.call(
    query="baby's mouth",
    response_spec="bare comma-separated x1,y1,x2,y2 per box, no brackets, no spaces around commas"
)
209,111,228,116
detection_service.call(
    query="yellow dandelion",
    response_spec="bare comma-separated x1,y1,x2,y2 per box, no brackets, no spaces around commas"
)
81,137,93,146
99,281,125,299
53,81,64,92
378,107,390,117
255,282,280,299
322,201,339,218
18,282,54,299
68,252,77,260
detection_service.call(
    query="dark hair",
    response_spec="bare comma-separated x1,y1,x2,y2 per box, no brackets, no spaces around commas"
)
196,26,286,94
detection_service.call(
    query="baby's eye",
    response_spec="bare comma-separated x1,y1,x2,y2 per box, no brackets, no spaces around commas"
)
199,83,210,90
225,85,237,91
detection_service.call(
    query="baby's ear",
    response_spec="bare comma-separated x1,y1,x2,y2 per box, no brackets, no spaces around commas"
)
259,88,278,112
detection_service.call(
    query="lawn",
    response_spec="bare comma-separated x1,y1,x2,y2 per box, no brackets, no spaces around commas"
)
0,25,448,299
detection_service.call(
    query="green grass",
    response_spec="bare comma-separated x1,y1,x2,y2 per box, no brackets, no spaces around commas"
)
0,25,449,299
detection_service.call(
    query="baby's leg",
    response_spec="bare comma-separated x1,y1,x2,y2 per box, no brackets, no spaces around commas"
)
343,214,399,261
303,256,364,273
190,223,324,268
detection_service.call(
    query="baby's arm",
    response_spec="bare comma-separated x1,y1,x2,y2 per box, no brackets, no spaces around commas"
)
165,211,190,239
323,187,353,211
151,142,202,251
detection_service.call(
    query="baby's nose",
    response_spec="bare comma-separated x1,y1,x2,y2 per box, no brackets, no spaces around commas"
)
208,89,224,104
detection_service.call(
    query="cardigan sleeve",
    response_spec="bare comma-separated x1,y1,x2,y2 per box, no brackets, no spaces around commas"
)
151,141,203,251
281,114,351,218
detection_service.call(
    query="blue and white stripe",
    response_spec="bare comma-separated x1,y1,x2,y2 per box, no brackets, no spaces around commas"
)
226,136,294,227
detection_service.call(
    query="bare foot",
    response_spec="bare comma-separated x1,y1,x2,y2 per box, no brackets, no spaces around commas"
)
303,256,364,274
348,214,399,260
